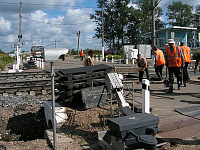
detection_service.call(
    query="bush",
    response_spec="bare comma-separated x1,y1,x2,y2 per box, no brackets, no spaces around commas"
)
0,54,15,70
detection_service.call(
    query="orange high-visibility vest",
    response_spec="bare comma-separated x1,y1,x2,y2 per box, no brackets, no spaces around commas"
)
79,51,84,57
182,46,191,63
155,49,165,66
166,46,182,67
84,56,94,66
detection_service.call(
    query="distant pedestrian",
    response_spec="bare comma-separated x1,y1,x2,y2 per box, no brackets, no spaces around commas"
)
84,49,94,66
166,39,184,93
194,52,200,73
154,45,165,80
136,54,149,83
79,49,84,61
181,42,191,87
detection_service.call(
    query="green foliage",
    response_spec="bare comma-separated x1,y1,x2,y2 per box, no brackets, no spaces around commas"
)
0,49,5,54
90,0,164,50
106,55,120,60
0,54,15,70
166,1,193,27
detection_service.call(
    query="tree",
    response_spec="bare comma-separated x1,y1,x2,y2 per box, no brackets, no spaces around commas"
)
90,0,164,49
166,1,193,27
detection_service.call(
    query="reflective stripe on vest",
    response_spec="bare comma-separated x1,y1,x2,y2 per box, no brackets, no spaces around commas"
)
155,49,165,66
167,46,182,67
182,46,191,63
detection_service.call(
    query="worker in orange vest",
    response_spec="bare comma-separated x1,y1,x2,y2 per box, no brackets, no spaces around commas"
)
79,49,84,61
181,42,191,87
194,52,200,73
165,42,168,51
154,45,165,81
166,39,184,93
84,49,94,66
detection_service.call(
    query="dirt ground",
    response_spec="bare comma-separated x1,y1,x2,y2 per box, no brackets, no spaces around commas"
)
1,93,200,150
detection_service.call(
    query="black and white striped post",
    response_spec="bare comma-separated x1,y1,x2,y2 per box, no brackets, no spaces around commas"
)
142,79,150,113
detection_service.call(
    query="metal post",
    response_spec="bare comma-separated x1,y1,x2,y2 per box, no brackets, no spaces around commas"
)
51,62,56,150
132,81,134,112
102,5,104,60
142,79,150,113
119,56,121,64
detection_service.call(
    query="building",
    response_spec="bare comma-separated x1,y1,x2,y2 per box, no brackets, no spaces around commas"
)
143,26,197,51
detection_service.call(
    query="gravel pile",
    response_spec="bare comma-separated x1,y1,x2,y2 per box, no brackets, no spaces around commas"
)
0,93,51,111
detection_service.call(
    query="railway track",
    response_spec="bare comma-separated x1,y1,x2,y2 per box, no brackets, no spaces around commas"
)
0,71,52,94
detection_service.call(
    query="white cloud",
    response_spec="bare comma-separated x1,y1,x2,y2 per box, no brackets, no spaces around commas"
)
0,0,100,52
0,17,11,34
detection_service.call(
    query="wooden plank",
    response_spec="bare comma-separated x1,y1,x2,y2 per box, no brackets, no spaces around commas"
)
114,67,142,73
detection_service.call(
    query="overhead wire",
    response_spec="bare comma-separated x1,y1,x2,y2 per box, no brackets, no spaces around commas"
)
21,16,94,26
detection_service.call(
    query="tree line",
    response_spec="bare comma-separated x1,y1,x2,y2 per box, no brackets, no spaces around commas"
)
90,0,200,50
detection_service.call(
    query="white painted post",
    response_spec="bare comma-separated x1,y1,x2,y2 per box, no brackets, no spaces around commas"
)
132,57,134,65
100,55,102,62
119,56,121,64
142,79,150,113
92,56,94,62
96,55,98,62
106,56,108,63
42,58,44,69
16,46,20,72
125,54,128,64
112,56,114,63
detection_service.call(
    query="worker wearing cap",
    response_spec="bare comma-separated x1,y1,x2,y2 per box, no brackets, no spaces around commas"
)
181,42,191,87
166,39,184,93
84,49,94,66
154,45,165,81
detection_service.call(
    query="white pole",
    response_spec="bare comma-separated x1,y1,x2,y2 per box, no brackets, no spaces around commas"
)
51,62,57,150
96,55,98,62
125,54,128,64
106,56,108,63
112,56,114,63
119,56,121,64
142,79,150,113
132,57,134,65
16,46,20,72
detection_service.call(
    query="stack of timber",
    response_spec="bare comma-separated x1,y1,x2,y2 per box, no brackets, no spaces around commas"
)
55,64,112,103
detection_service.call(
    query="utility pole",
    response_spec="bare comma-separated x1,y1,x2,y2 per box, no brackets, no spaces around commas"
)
55,40,57,48
77,31,80,56
102,4,105,60
18,1,22,44
151,0,155,54
31,35,33,46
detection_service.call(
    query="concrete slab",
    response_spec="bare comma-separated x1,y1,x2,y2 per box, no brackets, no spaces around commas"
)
44,129,82,150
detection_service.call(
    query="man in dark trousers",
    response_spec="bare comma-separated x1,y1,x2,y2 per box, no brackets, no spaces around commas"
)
194,52,200,73
154,45,165,80
165,39,184,93
136,54,149,83
181,42,191,87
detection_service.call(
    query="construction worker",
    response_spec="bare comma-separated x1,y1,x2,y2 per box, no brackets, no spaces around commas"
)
79,49,84,61
136,54,149,83
194,52,200,73
154,45,165,80
165,42,168,51
181,42,191,87
84,49,94,66
166,39,184,93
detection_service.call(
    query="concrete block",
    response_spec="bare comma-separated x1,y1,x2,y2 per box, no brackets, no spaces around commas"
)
29,91,35,96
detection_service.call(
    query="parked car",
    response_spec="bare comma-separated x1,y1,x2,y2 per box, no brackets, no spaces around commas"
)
105,49,120,55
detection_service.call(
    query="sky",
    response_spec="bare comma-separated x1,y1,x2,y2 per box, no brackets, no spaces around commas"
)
0,0,199,53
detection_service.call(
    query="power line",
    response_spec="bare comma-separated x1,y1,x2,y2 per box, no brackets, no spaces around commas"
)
21,16,94,26
0,1,96,9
